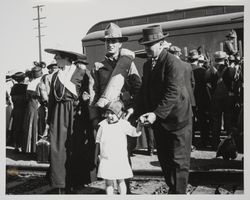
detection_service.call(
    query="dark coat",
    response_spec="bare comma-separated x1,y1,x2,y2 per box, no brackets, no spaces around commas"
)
193,66,211,109
136,49,192,131
182,61,196,107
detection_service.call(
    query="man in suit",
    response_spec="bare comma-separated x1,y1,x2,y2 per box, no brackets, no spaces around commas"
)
169,46,196,149
136,25,193,194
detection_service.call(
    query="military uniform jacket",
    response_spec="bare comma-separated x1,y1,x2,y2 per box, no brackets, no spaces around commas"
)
90,55,141,120
136,49,192,131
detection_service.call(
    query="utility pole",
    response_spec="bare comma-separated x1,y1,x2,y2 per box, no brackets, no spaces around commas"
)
33,5,46,63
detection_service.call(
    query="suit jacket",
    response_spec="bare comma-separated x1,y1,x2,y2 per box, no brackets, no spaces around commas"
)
182,61,196,107
193,66,211,108
136,49,192,131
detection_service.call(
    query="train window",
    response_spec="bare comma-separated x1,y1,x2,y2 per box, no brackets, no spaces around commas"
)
167,12,184,21
185,9,205,18
149,15,168,23
206,7,224,16
118,19,132,27
132,17,148,25
225,6,244,13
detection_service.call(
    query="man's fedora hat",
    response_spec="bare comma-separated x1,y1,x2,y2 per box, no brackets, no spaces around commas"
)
188,49,199,60
169,46,182,54
138,25,169,45
228,55,236,61
214,51,228,60
226,30,236,38
99,23,128,42
44,48,87,61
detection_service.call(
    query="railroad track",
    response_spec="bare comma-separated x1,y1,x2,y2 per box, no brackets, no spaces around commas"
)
6,166,243,195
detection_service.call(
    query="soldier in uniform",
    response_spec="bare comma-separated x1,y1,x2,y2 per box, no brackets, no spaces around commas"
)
89,23,141,193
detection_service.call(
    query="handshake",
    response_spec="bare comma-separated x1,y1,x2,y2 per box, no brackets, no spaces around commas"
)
137,112,157,126
124,108,157,126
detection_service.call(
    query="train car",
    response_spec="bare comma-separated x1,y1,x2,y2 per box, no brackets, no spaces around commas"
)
82,5,244,74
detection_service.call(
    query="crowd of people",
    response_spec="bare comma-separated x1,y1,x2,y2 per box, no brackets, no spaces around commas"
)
5,23,243,195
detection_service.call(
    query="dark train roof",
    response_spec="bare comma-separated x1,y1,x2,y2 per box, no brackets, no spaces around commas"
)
87,5,244,34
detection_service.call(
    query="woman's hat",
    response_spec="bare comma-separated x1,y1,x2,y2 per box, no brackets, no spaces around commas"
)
11,72,26,82
33,61,46,68
99,23,128,42
138,25,169,45
105,100,124,118
44,48,87,61
31,66,43,78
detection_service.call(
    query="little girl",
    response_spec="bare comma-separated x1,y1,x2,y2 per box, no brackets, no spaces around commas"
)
95,100,141,195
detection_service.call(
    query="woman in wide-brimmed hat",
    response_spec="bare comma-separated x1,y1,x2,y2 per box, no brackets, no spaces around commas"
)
44,48,93,194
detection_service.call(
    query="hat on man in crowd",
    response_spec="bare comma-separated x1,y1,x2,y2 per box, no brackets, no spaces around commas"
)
228,55,236,61
99,23,128,42
214,51,228,64
44,48,87,62
188,49,199,60
198,55,207,63
226,30,237,38
11,72,26,82
214,51,228,60
31,66,43,78
139,25,169,45
169,46,182,55
105,100,124,118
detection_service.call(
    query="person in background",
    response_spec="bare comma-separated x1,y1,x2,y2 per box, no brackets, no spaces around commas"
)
45,48,93,194
10,72,28,152
95,100,141,195
6,74,15,146
22,66,44,153
206,51,236,150
169,46,196,149
90,22,141,193
136,25,192,194
223,30,237,56
192,55,211,148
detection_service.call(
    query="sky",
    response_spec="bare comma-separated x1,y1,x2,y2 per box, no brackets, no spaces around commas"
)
0,0,247,74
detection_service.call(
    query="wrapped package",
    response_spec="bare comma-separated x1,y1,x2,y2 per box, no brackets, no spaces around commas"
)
95,49,135,108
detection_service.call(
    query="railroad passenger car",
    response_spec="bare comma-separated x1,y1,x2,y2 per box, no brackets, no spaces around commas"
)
82,5,244,74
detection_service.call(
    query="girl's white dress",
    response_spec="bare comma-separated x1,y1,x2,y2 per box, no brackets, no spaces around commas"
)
96,119,141,180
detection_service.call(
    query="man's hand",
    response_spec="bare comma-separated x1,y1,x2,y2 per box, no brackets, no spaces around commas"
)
139,112,156,125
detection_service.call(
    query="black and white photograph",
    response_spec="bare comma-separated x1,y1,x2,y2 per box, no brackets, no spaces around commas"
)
1,0,249,198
